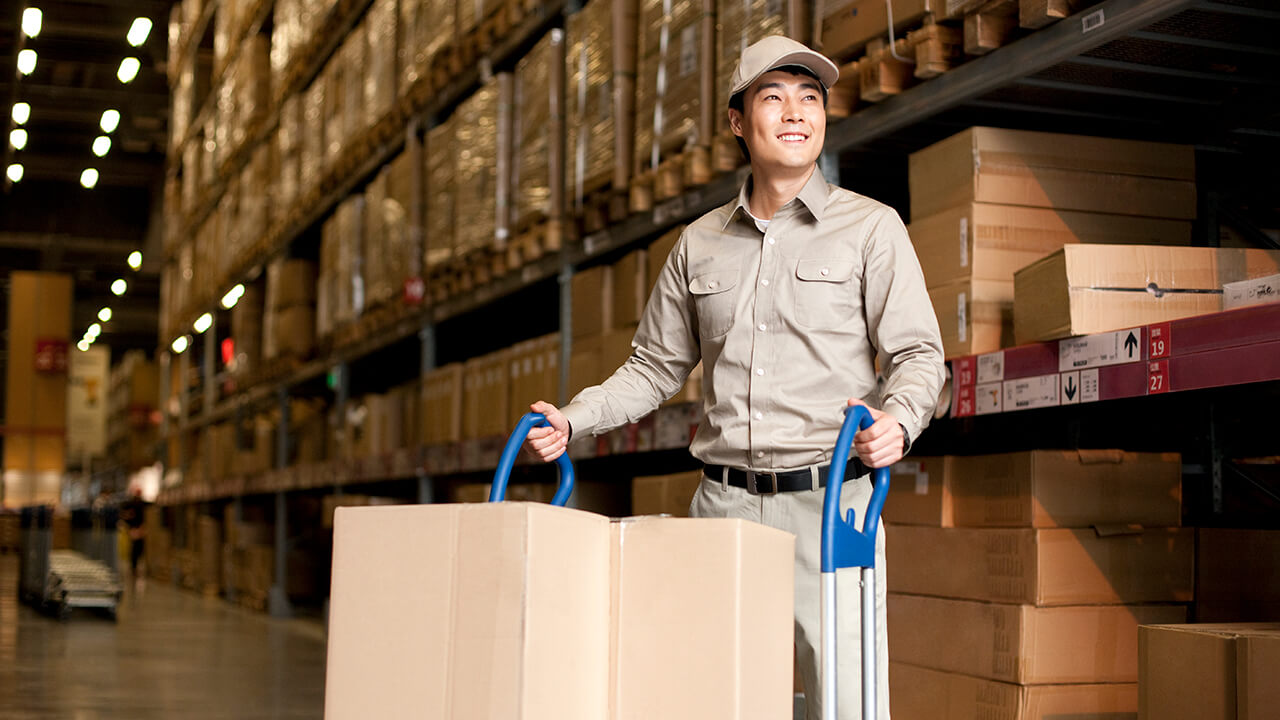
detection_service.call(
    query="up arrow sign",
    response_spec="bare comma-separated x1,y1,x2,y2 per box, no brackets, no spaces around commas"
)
1064,375,1077,401
1124,331,1139,359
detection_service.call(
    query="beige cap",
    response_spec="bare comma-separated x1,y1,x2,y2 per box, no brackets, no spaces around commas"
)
728,35,839,102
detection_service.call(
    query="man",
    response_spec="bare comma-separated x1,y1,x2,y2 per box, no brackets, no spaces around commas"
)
525,36,944,719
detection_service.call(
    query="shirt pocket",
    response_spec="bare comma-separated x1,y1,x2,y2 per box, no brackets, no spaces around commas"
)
689,268,739,339
794,258,856,330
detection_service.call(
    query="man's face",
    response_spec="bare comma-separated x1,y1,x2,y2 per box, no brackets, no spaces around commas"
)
729,69,827,174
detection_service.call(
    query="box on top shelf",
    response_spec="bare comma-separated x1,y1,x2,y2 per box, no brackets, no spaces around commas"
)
927,278,1011,359
425,116,457,269
715,0,804,132
365,0,399,126
635,0,713,173
454,78,505,256
820,0,935,62
1139,623,1280,720
908,127,1197,221
1014,245,1280,343
399,0,455,91
514,30,566,230
888,593,1187,684
566,0,624,206
889,662,1138,720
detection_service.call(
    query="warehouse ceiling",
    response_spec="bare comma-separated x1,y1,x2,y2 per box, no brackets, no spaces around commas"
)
0,0,174,357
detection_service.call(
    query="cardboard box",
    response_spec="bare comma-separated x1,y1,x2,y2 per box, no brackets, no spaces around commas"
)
1195,528,1280,623
887,525,1194,605
889,662,1138,720
888,593,1187,684
1138,623,1280,720
267,258,317,310
612,250,649,327
269,306,316,359
1223,272,1280,310
326,505,794,719
572,265,614,339
632,470,704,517
889,450,1181,528
928,278,1012,358
907,203,1194,289
820,0,934,61
422,363,464,446
908,127,1196,221
1014,245,1280,343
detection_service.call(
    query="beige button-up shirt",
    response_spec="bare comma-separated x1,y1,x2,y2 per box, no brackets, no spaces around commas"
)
561,167,946,471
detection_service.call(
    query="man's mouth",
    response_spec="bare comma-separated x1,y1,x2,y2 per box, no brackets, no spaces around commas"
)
777,132,809,143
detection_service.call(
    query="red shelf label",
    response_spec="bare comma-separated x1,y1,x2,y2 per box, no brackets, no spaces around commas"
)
1147,361,1170,395
1149,322,1172,359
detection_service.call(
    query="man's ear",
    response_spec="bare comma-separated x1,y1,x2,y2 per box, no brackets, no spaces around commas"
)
728,108,744,138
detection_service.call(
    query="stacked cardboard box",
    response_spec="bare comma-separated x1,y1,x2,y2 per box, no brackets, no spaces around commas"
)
462,348,512,440
715,0,802,131
457,0,502,35
398,0,454,91
513,30,565,230
231,413,276,476
820,0,936,61
229,283,264,380
215,33,271,158
885,450,1191,720
907,127,1197,358
507,333,562,413
364,0,399,127
362,153,416,309
566,0,628,208
424,116,457,269
422,363,465,446
318,195,364,339
275,95,302,223
632,470,703,516
634,0,713,174
454,78,504,256
300,79,327,196
1138,623,1280,720
264,258,318,360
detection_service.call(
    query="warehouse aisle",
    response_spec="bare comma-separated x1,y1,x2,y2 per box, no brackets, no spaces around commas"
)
0,557,327,719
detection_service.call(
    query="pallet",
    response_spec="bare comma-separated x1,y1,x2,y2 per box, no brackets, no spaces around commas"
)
711,130,746,175
858,38,918,102
629,145,712,213
577,185,631,235
1019,0,1089,29
506,220,566,267
911,20,966,79
964,0,1020,55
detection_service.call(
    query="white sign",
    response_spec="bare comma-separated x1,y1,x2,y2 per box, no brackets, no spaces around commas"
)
1060,371,1081,405
67,346,110,459
1081,368,1100,403
977,351,1005,384
1058,329,1142,372
1003,374,1059,412
975,382,1003,415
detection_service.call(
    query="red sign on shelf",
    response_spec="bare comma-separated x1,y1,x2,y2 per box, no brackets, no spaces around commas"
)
1149,322,1172,359
34,338,69,373
1147,361,1170,395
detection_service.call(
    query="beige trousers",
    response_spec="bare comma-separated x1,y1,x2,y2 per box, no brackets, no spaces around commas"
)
691,473,890,720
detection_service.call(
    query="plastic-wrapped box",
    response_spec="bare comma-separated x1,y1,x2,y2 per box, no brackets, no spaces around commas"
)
275,95,302,221
715,0,799,132
366,0,399,125
453,79,501,255
425,118,456,269
323,60,347,172
457,0,501,36
385,150,415,299
232,34,271,151
566,0,621,206
398,0,454,90
634,0,711,172
513,31,564,228
342,22,369,142
301,79,326,195
363,170,392,308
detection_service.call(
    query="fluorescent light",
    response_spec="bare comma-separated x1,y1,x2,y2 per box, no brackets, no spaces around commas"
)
12,103,30,125
80,168,99,188
17,49,37,76
171,336,189,354
221,284,245,309
87,323,102,338
193,312,213,334
127,250,142,270
10,128,27,150
22,8,42,38
98,307,113,322
111,278,127,295
77,340,91,352
6,164,22,183
117,57,140,84
100,109,120,133
92,136,111,157
127,18,152,47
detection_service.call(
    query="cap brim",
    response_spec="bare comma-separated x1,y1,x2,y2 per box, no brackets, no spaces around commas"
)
731,49,839,97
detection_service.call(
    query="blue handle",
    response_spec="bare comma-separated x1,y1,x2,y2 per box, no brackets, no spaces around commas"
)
820,405,892,573
489,412,575,506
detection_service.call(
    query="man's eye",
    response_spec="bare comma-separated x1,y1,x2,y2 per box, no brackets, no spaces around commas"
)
764,94,781,101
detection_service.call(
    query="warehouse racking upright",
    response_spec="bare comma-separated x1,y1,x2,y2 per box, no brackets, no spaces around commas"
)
152,0,1279,622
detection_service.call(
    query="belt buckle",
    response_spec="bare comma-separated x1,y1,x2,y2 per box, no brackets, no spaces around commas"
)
746,470,778,495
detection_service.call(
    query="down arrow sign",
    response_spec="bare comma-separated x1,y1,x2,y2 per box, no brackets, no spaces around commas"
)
1064,375,1077,401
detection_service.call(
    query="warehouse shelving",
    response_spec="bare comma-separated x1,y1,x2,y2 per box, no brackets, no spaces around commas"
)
153,0,1280,617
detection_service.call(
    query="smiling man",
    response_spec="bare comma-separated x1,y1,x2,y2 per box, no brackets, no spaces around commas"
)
524,36,944,719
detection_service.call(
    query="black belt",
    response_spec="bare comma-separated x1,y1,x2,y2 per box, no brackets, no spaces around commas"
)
704,458,869,495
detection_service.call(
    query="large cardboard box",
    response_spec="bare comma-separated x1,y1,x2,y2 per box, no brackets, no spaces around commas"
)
908,128,1196,221
888,593,1187,684
887,525,1194,605
573,265,614,339
267,258,317,310
907,203,1193,289
326,505,794,719
820,0,934,61
268,306,316,359
1195,528,1280,623
632,470,704,517
612,250,649,327
422,364,464,446
889,662,1138,720
888,451,1181,528
927,278,1012,358
1014,245,1280,343
1138,623,1280,720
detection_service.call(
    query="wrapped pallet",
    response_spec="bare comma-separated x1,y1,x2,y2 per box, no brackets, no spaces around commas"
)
457,0,502,35
453,79,503,256
240,140,276,245
365,0,399,126
362,170,393,309
301,79,326,195
634,0,713,174
342,22,369,142
276,94,302,220
230,283,264,379
323,60,347,173
265,258,318,360
398,0,454,91
715,0,808,132
513,30,566,230
424,118,456,269
384,150,416,298
566,0,619,207
271,0,301,81
232,34,271,151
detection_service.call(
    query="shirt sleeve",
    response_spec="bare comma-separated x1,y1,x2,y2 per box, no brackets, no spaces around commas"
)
861,207,947,443
560,230,702,438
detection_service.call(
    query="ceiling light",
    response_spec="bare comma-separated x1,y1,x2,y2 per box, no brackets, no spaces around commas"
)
111,278,127,295
100,109,120,133
22,8,42,38
117,57,140,84
193,312,213,334
127,18,152,47
80,168,98,188
171,336,189,354
6,164,22,183
92,136,111,157
127,250,142,270
12,103,30,125
87,323,102,338
77,340,91,352
98,307,113,322
17,49,37,76
220,284,245,309
10,128,27,150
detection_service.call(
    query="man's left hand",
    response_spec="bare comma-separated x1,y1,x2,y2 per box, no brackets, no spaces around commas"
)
846,398,905,468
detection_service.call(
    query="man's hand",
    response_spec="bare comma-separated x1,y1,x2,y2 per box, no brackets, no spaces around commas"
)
524,401,571,462
846,398,905,468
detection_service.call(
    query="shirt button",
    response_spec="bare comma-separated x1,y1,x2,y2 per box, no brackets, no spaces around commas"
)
756,451,765,459
820,267,830,277
708,280,718,289
757,323,766,332
754,411,763,420
767,237,776,245
755,368,765,376
761,279,770,287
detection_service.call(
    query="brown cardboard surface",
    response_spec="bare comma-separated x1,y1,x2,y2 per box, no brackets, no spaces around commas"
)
573,265,614,339
1014,245,1280,343
907,203,1193,289
887,525,1194,605
422,363,464,446
612,250,648,327
889,662,1138,720
927,278,1013,359
886,457,956,527
820,0,934,61
1137,623,1280,720
1195,528,1280,623
270,306,316,359
889,593,1187,684
909,127,1196,221
632,470,704,517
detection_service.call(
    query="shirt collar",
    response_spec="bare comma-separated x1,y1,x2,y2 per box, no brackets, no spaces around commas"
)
723,165,830,230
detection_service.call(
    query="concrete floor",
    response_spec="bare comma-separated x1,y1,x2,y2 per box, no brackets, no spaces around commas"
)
0,556,327,719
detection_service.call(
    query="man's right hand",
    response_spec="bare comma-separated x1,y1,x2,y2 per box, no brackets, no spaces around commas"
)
524,401,571,462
